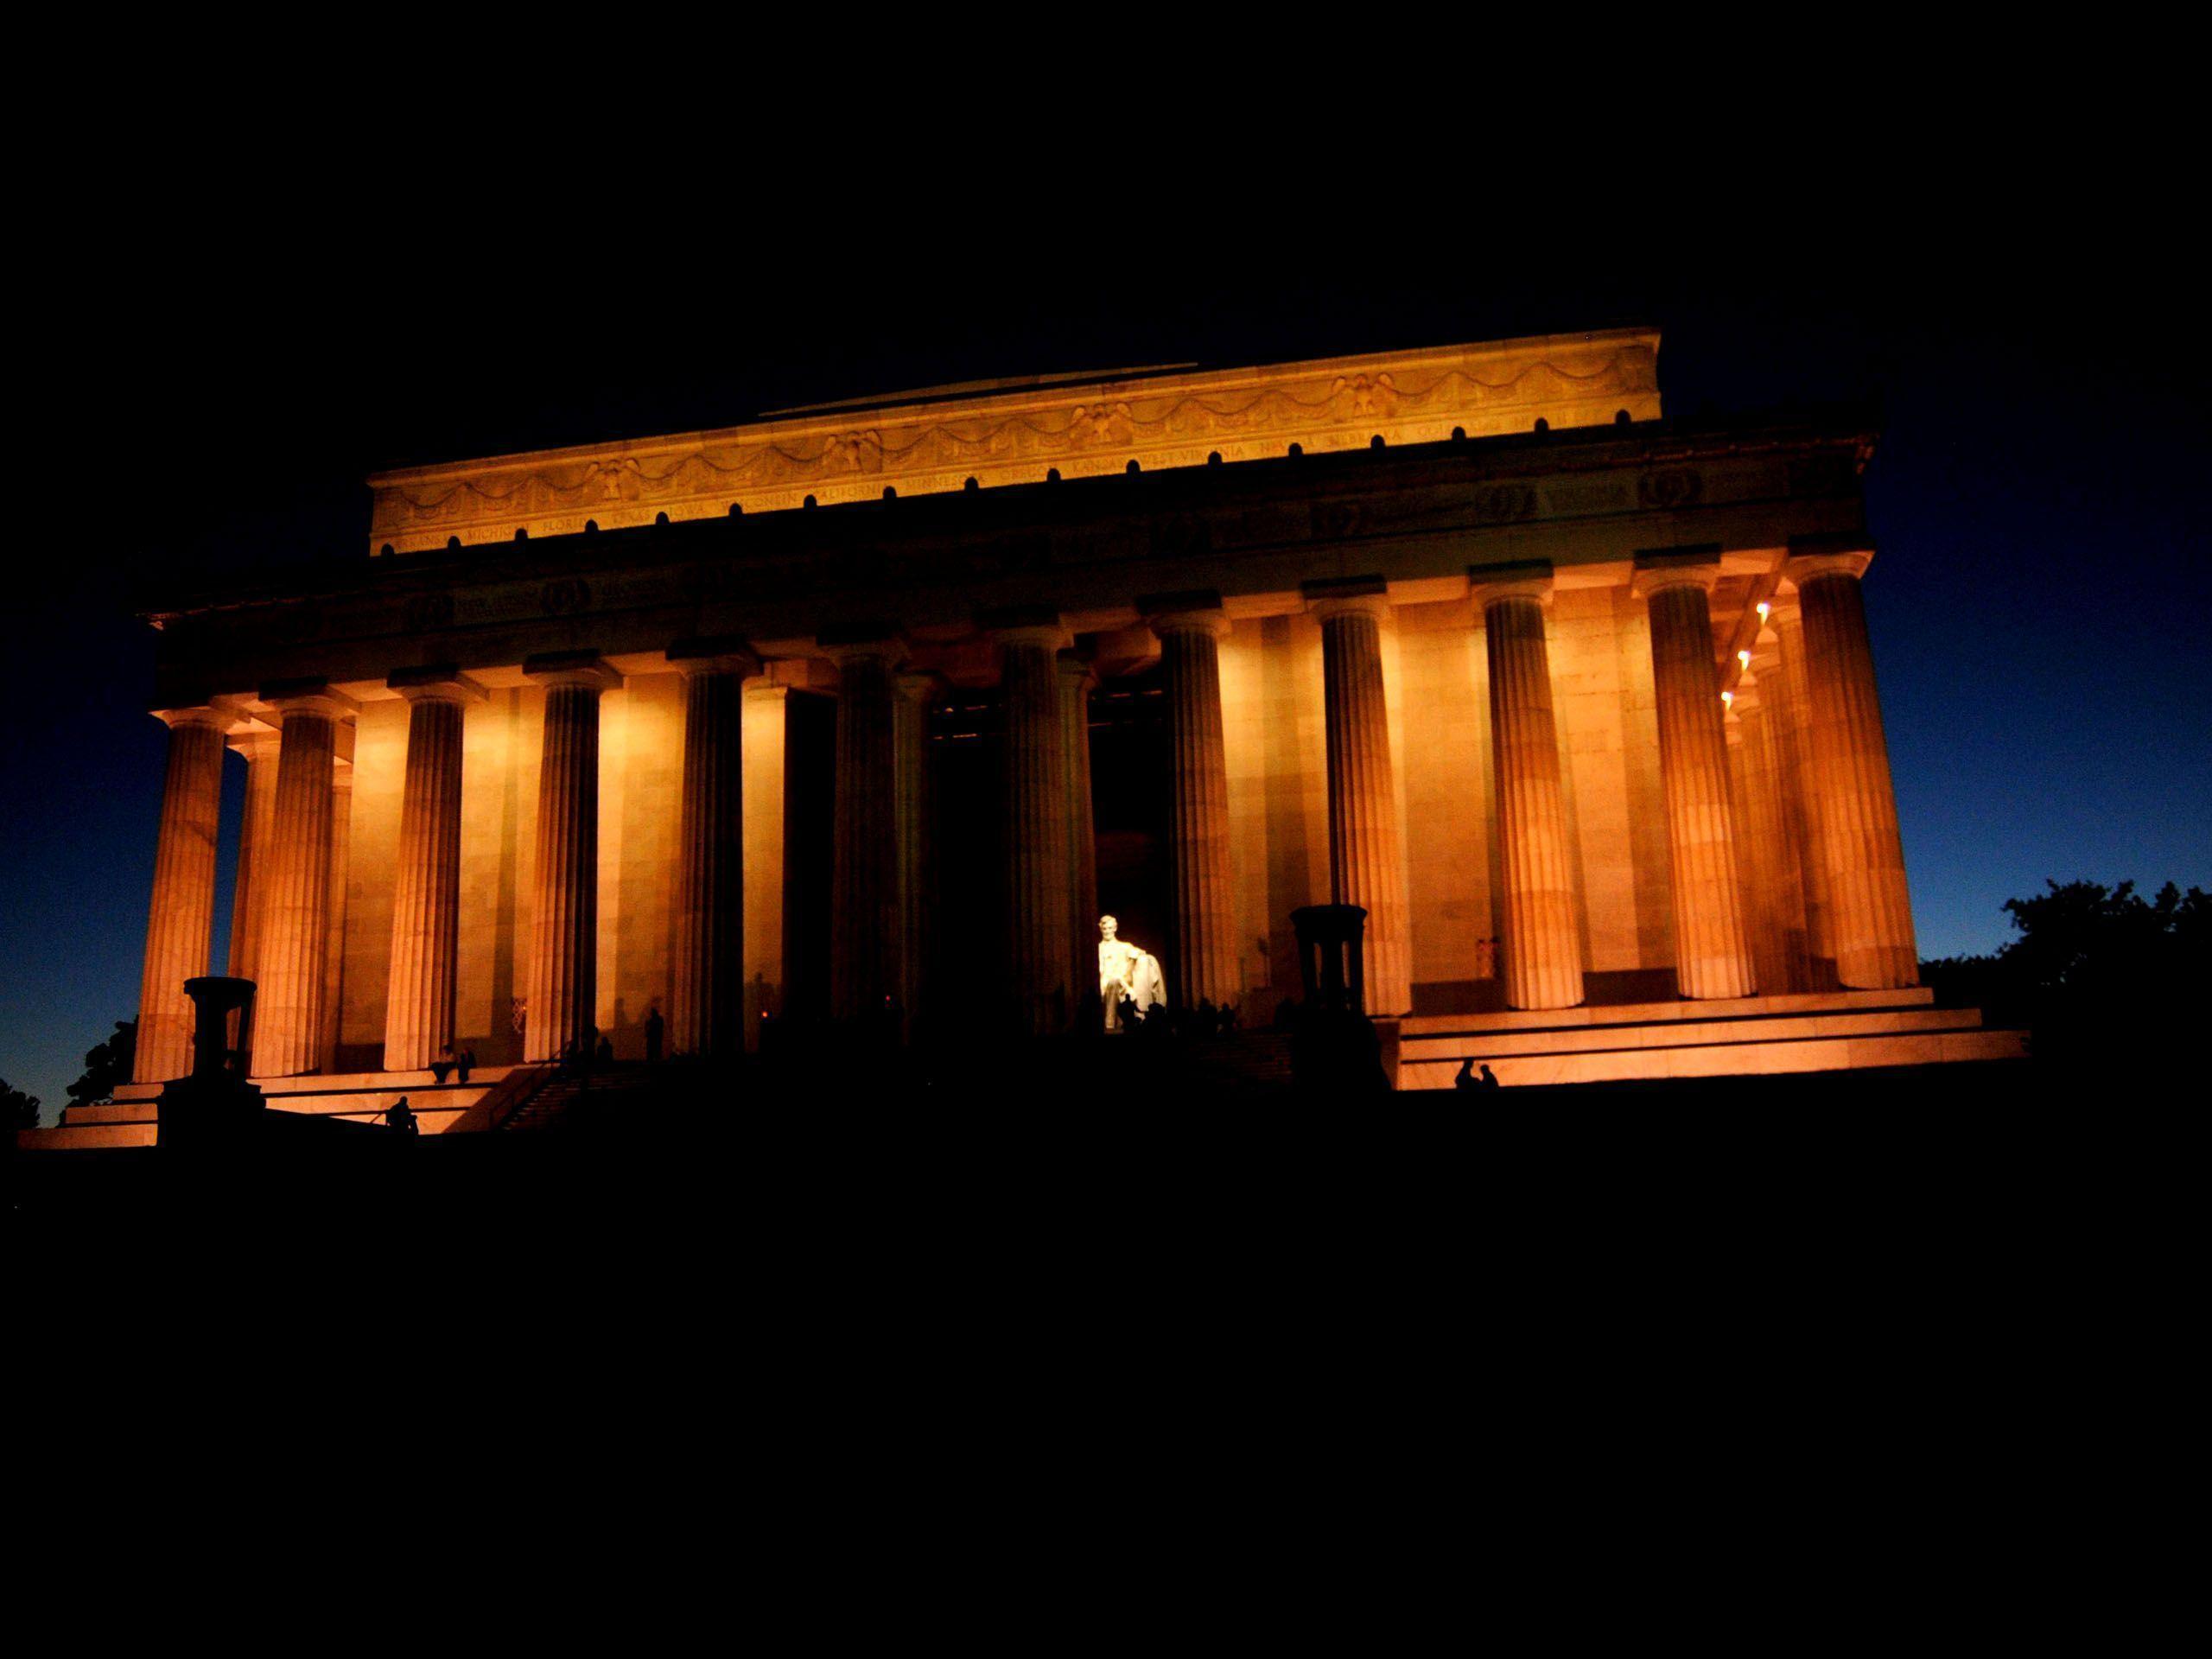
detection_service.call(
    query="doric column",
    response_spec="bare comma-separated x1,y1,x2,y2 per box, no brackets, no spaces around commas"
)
1058,652,1100,1028
130,705,230,1084
1306,581,1412,1017
1770,603,1837,988
1634,556,1755,1000
1732,664,1813,993
1147,599,1241,1012
895,671,938,1033
1786,545,1919,988
524,652,620,1064
1473,564,1585,1011
321,760,353,1071
666,640,755,1060
255,681,359,1076
380,669,483,1072
223,728,280,1060
825,637,903,1026
992,615,1074,1035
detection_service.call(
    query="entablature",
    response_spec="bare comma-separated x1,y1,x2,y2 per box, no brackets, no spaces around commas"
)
149,411,1874,709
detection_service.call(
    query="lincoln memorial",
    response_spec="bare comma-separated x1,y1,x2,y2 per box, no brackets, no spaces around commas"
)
31,328,2024,1144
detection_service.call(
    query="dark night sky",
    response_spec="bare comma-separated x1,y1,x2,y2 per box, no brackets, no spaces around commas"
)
6,73,2205,1116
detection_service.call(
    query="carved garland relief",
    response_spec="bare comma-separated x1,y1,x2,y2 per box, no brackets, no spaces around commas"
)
368,338,1662,553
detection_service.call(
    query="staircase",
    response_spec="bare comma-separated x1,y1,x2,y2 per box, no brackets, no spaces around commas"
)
491,1062,670,1131
1397,988,2026,1089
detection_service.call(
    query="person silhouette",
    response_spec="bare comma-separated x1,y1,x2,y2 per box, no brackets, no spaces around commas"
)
1454,1057,1477,1091
388,1096,418,1135
645,1007,664,1065
1479,1064,1501,1090
594,1033,615,1067
456,1047,474,1084
430,1045,455,1084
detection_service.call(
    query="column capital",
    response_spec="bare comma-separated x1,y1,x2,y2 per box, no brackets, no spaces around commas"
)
1631,546,1723,599
387,664,487,705
260,677,360,722
896,669,943,704
523,651,621,692
667,635,763,678
980,606,1071,652
153,703,232,734
1056,650,1098,693
1783,540,1873,588
226,727,282,761
1471,559,1556,610
1140,588,1229,639
1301,575,1391,625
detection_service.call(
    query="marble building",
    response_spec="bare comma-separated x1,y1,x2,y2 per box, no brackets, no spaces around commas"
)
37,328,2026,1143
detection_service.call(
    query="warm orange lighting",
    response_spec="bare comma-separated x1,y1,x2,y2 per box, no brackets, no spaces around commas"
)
1756,601,1770,620
1738,649,1751,668
1721,690,1733,705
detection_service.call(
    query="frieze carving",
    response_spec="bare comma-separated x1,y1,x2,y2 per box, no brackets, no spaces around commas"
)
539,577,590,615
367,331,1663,553
1310,500,1363,541
1637,469,1703,510
1470,483,1538,524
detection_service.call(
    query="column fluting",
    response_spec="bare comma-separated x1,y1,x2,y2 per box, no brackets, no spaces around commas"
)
1635,563,1756,1000
1772,605,1838,988
1789,550,1919,988
668,645,754,1059
1732,669,1812,994
1058,653,1100,1029
524,656,620,1064
828,640,902,1026
1151,607,1242,1013
256,686,357,1076
895,671,938,1034
1477,574,1585,1011
321,765,353,1071
381,674,480,1071
130,706,229,1084
223,728,280,1061
1311,590,1412,1017
996,622,1074,1034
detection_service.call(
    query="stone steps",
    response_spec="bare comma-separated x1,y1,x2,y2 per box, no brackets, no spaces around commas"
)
1402,1006,1980,1063
1402,1024,2027,1089
1398,986,1934,1038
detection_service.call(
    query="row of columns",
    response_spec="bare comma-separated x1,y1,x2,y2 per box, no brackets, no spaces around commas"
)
130,545,1916,1081
1631,546,1917,1002
131,649,698,1083
1301,547,1914,1014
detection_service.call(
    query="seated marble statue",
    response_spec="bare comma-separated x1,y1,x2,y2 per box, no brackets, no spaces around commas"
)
1098,914,1166,1033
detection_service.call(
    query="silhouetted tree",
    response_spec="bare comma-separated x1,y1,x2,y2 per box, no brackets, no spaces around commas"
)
1923,880,2209,1074
3,1078,39,1132
65,1020,136,1116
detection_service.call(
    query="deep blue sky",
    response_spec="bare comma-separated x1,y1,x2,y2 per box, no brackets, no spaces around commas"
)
7,105,2205,1119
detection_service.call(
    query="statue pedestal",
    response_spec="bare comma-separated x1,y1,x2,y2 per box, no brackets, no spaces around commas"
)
156,976,267,1150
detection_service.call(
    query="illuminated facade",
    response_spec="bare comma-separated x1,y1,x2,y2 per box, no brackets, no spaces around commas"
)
36,330,2025,1144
